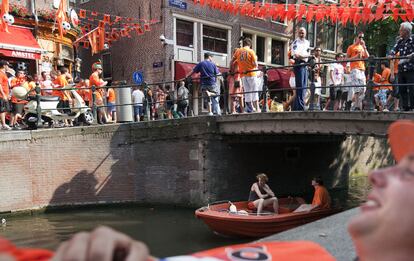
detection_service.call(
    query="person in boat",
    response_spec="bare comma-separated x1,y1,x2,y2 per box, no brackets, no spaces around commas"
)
1,120,414,261
310,176,331,210
248,173,279,215
294,176,331,212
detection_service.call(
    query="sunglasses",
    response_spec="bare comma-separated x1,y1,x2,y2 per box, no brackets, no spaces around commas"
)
358,36,364,39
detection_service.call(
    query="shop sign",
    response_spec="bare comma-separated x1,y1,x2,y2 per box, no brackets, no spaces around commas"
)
0,49,41,60
11,51,37,59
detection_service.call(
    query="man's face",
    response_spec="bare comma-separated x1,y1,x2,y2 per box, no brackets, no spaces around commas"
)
97,68,103,75
298,29,306,39
17,71,25,79
314,48,321,57
356,34,364,44
399,27,410,39
348,153,414,252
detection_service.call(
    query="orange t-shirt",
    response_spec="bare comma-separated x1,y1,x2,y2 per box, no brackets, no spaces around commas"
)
233,46,258,77
312,186,331,209
53,75,69,101
88,72,103,101
107,88,116,103
347,43,367,71
380,67,391,90
0,71,9,99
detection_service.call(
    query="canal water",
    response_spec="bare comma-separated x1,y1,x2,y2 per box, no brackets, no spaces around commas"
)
0,175,370,258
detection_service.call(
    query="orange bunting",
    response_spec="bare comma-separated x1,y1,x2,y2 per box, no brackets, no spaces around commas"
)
79,9,86,18
103,14,111,23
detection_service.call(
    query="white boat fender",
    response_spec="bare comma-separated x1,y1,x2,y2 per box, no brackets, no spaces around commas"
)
229,201,237,213
1,218,6,226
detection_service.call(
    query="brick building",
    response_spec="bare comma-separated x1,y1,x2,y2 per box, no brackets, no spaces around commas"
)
79,0,356,113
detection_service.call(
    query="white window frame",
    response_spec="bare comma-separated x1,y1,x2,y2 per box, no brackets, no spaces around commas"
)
322,22,338,53
200,23,231,67
173,15,198,63
241,29,289,67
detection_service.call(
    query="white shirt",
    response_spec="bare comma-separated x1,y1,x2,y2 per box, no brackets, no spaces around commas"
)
291,38,310,62
132,89,145,105
178,86,189,100
328,63,345,86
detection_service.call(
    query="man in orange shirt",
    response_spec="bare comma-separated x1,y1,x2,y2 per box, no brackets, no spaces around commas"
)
89,62,108,124
9,70,30,130
346,32,369,111
232,37,260,112
0,60,11,130
310,176,331,210
53,68,73,127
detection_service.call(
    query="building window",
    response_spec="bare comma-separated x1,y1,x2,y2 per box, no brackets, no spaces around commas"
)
297,19,316,47
256,36,265,62
322,22,336,51
271,39,284,65
203,25,228,54
176,19,194,48
340,23,355,53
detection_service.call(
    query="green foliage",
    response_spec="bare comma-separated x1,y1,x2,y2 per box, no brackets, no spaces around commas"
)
364,18,400,57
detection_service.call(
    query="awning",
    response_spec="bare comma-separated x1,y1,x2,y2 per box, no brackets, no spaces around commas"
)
0,26,44,60
175,61,229,82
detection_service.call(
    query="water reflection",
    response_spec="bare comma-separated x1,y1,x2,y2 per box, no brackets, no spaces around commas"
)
0,206,250,257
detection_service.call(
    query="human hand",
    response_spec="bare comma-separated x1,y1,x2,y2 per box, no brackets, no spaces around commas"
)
52,226,151,261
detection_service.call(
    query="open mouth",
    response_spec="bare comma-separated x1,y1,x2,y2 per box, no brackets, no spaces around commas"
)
360,197,381,212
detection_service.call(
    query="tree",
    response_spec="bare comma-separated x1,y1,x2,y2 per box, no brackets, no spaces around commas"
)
364,18,400,57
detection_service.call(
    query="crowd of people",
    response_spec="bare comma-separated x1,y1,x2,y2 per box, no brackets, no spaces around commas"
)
288,21,414,112
0,60,192,130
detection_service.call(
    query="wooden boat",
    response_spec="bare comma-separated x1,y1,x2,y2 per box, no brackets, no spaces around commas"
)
195,197,341,238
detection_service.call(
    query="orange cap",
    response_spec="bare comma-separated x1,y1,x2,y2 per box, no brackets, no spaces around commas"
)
388,120,414,162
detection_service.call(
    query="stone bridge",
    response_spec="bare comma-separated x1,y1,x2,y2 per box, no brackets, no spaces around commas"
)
1,112,413,213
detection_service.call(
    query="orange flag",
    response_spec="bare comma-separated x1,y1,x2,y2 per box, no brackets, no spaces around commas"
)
88,29,98,55
0,0,10,32
98,27,105,51
79,9,86,18
56,0,68,39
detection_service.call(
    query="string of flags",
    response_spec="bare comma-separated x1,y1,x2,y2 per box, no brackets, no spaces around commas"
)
193,0,414,25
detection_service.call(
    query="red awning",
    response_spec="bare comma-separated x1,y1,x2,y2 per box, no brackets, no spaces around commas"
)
175,61,229,82
0,26,44,60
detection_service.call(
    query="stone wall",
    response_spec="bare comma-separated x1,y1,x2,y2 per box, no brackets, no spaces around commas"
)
0,117,394,213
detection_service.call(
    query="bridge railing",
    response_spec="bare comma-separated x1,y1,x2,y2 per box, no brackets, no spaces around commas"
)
28,54,411,128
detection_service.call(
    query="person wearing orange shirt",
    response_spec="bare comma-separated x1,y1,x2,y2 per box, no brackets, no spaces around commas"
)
53,68,73,127
232,37,260,112
346,32,369,111
89,62,108,124
0,60,11,130
107,87,116,122
374,62,392,111
9,70,30,130
310,177,331,210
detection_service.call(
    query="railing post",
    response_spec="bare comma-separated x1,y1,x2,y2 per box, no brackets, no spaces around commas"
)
262,66,269,113
144,82,150,121
308,57,316,111
186,77,193,117
91,85,97,124
222,72,229,115
35,82,42,127
365,55,376,111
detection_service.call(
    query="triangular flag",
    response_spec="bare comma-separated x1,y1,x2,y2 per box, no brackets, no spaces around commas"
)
79,9,86,19
103,14,111,24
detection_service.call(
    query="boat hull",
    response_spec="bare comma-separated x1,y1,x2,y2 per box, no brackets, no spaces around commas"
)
195,199,340,238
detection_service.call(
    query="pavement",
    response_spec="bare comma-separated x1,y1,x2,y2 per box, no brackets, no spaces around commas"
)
259,208,358,261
